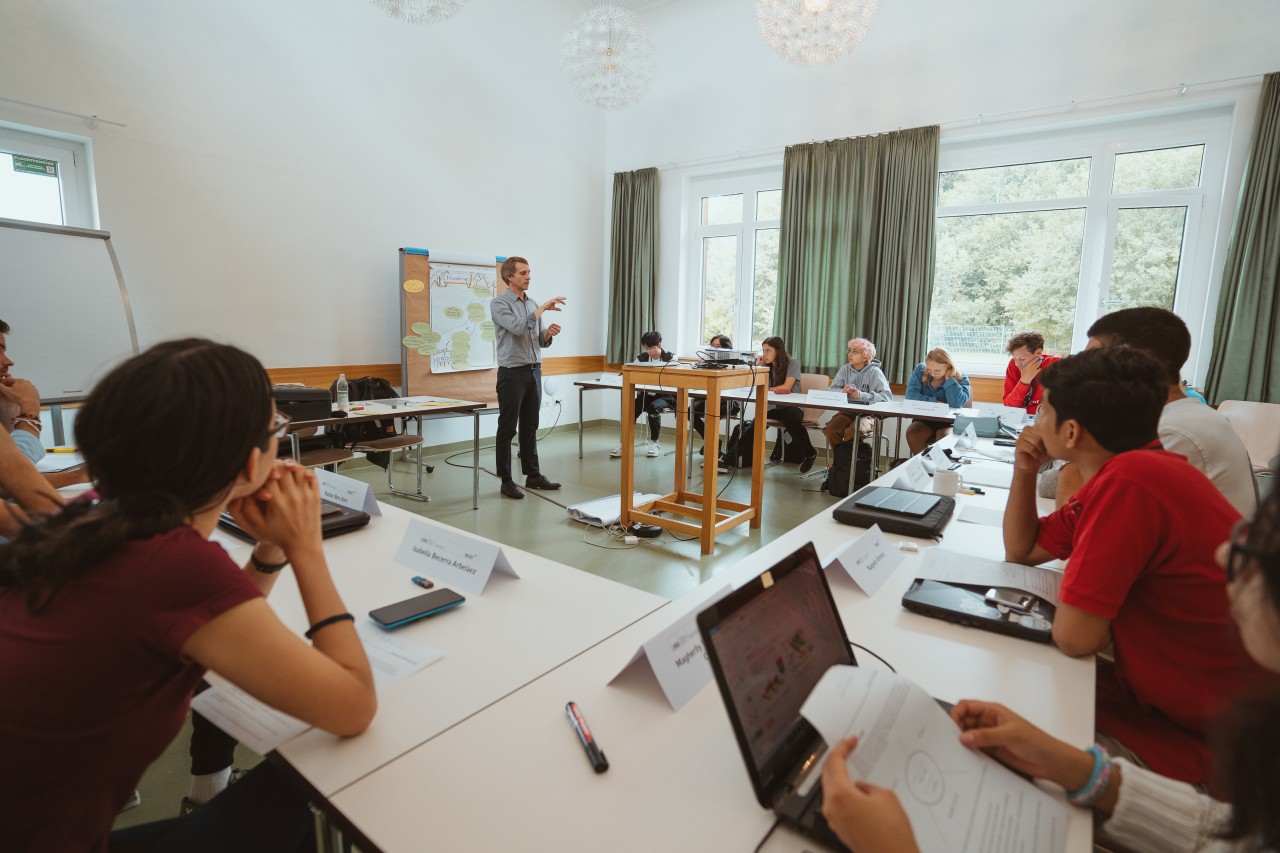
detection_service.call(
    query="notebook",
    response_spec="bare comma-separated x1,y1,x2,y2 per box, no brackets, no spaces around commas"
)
217,499,370,542
696,542,855,851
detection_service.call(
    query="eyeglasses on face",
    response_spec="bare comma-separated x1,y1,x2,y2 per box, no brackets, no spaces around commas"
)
262,411,292,443
1226,517,1260,583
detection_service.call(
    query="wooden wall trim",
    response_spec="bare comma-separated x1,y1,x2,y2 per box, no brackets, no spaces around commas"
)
267,355,605,389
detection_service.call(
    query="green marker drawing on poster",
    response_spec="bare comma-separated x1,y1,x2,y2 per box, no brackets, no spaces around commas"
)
411,321,430,335
443,306,464,320
466,303,486,322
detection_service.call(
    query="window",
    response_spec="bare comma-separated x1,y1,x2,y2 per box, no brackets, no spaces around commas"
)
0,123,97,228
686,169,782,353
930,109,1229,376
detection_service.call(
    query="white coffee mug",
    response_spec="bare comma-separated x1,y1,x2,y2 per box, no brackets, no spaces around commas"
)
933,469,961,496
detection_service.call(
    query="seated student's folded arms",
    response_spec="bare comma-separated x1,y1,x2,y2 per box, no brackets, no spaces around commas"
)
1002,348,1266,787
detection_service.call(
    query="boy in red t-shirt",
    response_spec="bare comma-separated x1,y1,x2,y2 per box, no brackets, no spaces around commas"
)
1003,347,1263,786
1003,330,1060,414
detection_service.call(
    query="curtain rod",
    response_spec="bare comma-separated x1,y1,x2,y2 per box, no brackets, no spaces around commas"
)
647,71,1266,174
0,95,127,129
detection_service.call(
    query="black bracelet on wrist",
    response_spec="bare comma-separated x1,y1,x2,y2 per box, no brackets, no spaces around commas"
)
305,612,354,640
250,551,290,574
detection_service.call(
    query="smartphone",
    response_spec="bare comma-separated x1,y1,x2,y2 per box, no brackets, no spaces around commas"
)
368,589,465,629
984,586,1037,614
993,439,1017,447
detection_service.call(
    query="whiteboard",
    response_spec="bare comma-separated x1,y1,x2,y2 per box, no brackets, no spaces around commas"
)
0,217,138,403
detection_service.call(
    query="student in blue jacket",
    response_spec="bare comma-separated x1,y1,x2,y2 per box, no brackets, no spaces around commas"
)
905,347,971,454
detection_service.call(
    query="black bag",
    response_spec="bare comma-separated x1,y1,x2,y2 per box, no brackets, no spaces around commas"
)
822,440,873,498
833,485,956,539
327,376,401,469
272,385,332,422
722,421,756,468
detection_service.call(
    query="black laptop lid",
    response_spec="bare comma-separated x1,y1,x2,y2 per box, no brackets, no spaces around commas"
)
697,542,855,809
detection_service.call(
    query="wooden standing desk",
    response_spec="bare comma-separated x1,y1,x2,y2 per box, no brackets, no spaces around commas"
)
619,364,769,554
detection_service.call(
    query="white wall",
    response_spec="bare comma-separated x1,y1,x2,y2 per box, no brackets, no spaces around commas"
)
602,0,1280,368
1,0,606,373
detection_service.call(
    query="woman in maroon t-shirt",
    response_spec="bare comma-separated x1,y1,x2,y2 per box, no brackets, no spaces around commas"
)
0,340,377,853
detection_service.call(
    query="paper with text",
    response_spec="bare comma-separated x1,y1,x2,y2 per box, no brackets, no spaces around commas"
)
957,463,1014,490
314,468,381,517
903,400,952,416
807,389,848,406
191,624,443,754
801,666,1066,853
918,548,1062,605
611,584,732,710
824,526,902,597
394,518,519,595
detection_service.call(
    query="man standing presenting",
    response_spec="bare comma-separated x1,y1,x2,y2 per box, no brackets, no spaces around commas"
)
1003,331,1060,414
490,257,565,499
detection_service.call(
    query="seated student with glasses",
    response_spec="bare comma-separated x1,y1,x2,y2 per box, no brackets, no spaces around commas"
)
820,454,1280,853
1003,330,1060,415
0,339,376,853
822,337,893,453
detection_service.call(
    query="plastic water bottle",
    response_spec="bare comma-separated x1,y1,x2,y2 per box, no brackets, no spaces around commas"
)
335,373,349,412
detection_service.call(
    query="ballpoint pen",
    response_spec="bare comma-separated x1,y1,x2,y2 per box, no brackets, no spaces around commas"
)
566,701,608,773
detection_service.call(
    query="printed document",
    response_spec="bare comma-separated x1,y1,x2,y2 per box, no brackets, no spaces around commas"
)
801,666,1066,853
918,548,1062,606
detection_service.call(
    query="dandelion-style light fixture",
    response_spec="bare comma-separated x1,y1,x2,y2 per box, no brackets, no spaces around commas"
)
756,0,879,66
369,0,468,25
560,4,656,111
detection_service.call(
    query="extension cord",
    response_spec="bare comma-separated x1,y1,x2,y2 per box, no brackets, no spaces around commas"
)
624,535,639,545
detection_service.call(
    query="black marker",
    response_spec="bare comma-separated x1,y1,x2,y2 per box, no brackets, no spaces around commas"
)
566,701,608,773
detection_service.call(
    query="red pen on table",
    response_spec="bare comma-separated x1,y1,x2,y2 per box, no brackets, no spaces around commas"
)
566,701,608,773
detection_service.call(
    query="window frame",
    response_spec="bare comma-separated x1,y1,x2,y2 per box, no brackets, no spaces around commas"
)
683,167,783,354
935,106,1231,379
0,121,98,229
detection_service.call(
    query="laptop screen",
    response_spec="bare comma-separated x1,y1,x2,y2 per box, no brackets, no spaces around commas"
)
699,543,854,800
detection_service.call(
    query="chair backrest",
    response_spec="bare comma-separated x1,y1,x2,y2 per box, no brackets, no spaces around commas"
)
799,373,832,422
1217,400,1280,470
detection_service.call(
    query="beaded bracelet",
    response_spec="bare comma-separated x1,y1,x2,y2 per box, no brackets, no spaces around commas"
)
12,416,42,433
1066,744,1113,807
305,612,354,640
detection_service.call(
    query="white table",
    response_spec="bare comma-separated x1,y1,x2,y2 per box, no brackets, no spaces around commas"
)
328,451,1094,852
216,501,668,798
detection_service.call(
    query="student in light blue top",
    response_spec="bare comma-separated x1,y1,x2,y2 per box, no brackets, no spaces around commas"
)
905,346,971,454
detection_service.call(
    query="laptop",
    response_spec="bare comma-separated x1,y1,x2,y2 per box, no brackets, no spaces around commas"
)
217,499,371,542
696,542,854,851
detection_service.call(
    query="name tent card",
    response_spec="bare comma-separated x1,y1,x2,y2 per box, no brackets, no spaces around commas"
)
314,469,381,517
956,422,979,449
926,445,951,471
903,400,952,416
824,525,903,597
394,518,519,595
807,389,848,406
610,584,732,711
893,455,930,492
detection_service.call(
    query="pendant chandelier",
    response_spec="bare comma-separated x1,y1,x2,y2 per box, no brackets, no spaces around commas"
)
756,0,879,66
560,4,657,111
369,0,468,25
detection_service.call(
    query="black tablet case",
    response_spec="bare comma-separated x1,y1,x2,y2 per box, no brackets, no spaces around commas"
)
217,499,370,542
832,485,956,538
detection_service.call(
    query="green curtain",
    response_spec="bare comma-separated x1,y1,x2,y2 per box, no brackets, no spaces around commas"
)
1205,72,1280,404
774,125,939,383
606,167,658,365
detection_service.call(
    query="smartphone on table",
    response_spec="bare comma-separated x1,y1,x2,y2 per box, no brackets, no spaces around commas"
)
368,589,465,629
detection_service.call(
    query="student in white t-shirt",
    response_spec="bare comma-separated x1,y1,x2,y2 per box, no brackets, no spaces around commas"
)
1082,307,1256,516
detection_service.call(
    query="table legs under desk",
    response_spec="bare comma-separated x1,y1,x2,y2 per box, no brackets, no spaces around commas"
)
472,410,479,510
578,385,585,459
385,416,432,504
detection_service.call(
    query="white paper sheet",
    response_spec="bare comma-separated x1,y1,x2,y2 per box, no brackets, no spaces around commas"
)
957,505,1005,527
800,666,1066,853
917,548,1062,606
957,463,1014,490
191,623,443,753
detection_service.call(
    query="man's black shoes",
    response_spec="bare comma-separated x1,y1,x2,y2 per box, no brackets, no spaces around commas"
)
799,452,817,474
500,480,524,499
525,474,561,491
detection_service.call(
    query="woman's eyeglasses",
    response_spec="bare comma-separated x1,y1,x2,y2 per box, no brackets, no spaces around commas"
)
1226,518,1259,583
262,411,292,443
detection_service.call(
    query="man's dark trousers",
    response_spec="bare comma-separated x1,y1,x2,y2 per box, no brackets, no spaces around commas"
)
495,365,542,481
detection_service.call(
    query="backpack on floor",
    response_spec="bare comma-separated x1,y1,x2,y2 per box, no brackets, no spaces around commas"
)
822,440,873,498
722,421,756,468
